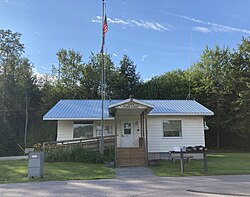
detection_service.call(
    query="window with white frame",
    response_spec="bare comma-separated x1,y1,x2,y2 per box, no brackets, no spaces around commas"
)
163,120,182,137
73,121,93,138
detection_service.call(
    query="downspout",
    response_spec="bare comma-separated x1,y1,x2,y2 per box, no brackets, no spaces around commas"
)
145,109,148,165
114,114,117,166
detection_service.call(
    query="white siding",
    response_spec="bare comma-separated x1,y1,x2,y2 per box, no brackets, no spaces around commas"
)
147,116,205,152
57,121,73,141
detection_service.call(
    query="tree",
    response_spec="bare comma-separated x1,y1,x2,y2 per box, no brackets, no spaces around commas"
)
0,29,47,155
139,69,189,99
0,30,30,155
16,58,42,148
229,38,250,148
80,52,120,99
119,55,141,98
0,29,25,116
52,49,84,99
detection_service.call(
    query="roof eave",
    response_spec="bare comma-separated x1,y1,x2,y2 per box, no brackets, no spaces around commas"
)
148,112,214,116
43,117,115,121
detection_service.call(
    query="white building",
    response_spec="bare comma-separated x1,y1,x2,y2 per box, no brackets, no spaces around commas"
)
43,98,213,166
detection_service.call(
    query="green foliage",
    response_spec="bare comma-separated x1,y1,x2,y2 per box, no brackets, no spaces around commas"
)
0,27,249,156
119,54,141,98
189,39,250,149
44,145,102,163
44,145,113,164
150,152,250,176
0,30,33,155
103,146,115,162
33,143,42,151
139,69,189,99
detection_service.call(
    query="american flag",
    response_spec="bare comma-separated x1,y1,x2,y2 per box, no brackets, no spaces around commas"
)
103,15,108,35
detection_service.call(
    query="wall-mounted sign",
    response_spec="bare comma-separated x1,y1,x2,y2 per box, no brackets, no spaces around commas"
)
96,126,112,136
116,102,146,109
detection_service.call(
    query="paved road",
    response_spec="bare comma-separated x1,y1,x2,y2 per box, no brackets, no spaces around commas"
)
0,167,250,197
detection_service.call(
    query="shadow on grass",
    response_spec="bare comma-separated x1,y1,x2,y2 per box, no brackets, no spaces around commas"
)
151,153,250,177
0,160,115,184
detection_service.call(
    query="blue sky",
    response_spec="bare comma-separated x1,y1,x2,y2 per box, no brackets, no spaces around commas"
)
0,0,249,80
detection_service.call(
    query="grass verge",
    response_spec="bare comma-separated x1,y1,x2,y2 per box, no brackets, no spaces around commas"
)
150,153,250,176
0,160,115,184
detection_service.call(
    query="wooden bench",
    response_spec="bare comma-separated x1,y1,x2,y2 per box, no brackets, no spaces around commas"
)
171,156,193,163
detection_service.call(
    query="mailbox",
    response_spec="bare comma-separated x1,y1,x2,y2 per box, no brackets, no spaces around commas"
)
28,151,44,178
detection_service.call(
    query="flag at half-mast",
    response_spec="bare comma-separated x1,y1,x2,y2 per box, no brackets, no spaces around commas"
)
103,15,108,35
101,15,108,52
101,1,108,53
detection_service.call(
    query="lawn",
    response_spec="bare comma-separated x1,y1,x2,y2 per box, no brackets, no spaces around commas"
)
0,160,115,184
150,152,250,176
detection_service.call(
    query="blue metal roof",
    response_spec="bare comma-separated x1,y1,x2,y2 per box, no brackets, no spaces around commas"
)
43,99,214,120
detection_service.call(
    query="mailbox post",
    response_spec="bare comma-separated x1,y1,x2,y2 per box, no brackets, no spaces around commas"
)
180,148,185,175
28,151,44,178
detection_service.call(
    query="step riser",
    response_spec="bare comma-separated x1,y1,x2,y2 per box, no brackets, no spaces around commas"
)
116,163,146,167
116,148,146,167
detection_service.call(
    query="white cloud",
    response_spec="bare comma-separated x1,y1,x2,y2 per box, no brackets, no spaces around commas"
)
112,53,117,57
173,13,250,34
109,18,129,25
34,31,41,36
130,20,170,31
211,26,233,33
192,25,247,34
141,54,147,62
32,68,45,80
92,16,172,32
123,48,129,52
192,26,210,33
3,0,32,9
92,16,129,25
32,68,56,86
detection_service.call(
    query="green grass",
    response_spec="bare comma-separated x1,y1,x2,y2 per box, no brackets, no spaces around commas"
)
1,153,250,183
151,152,250,177
0,160,115,184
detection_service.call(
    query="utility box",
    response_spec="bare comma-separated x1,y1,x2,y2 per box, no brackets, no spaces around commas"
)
28,151,44,178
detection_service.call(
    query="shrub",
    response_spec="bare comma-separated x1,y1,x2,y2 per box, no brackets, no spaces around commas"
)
44,145,114,164
103,146,115,162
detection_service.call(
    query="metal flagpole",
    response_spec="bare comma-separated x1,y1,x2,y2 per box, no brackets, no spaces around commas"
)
100,0,105,155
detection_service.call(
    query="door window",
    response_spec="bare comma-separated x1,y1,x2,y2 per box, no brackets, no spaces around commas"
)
124,123,131,134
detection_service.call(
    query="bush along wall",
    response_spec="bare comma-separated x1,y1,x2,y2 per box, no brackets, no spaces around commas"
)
44,145,114,164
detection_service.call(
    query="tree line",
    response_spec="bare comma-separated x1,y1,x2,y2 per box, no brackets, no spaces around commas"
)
0,29,249,156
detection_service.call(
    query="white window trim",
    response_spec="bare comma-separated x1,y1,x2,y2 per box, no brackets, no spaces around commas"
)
73,123,94,138
162,120,183,138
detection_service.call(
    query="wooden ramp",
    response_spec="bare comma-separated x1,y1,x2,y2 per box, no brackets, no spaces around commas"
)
43,135,115,151
116,147,146,167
